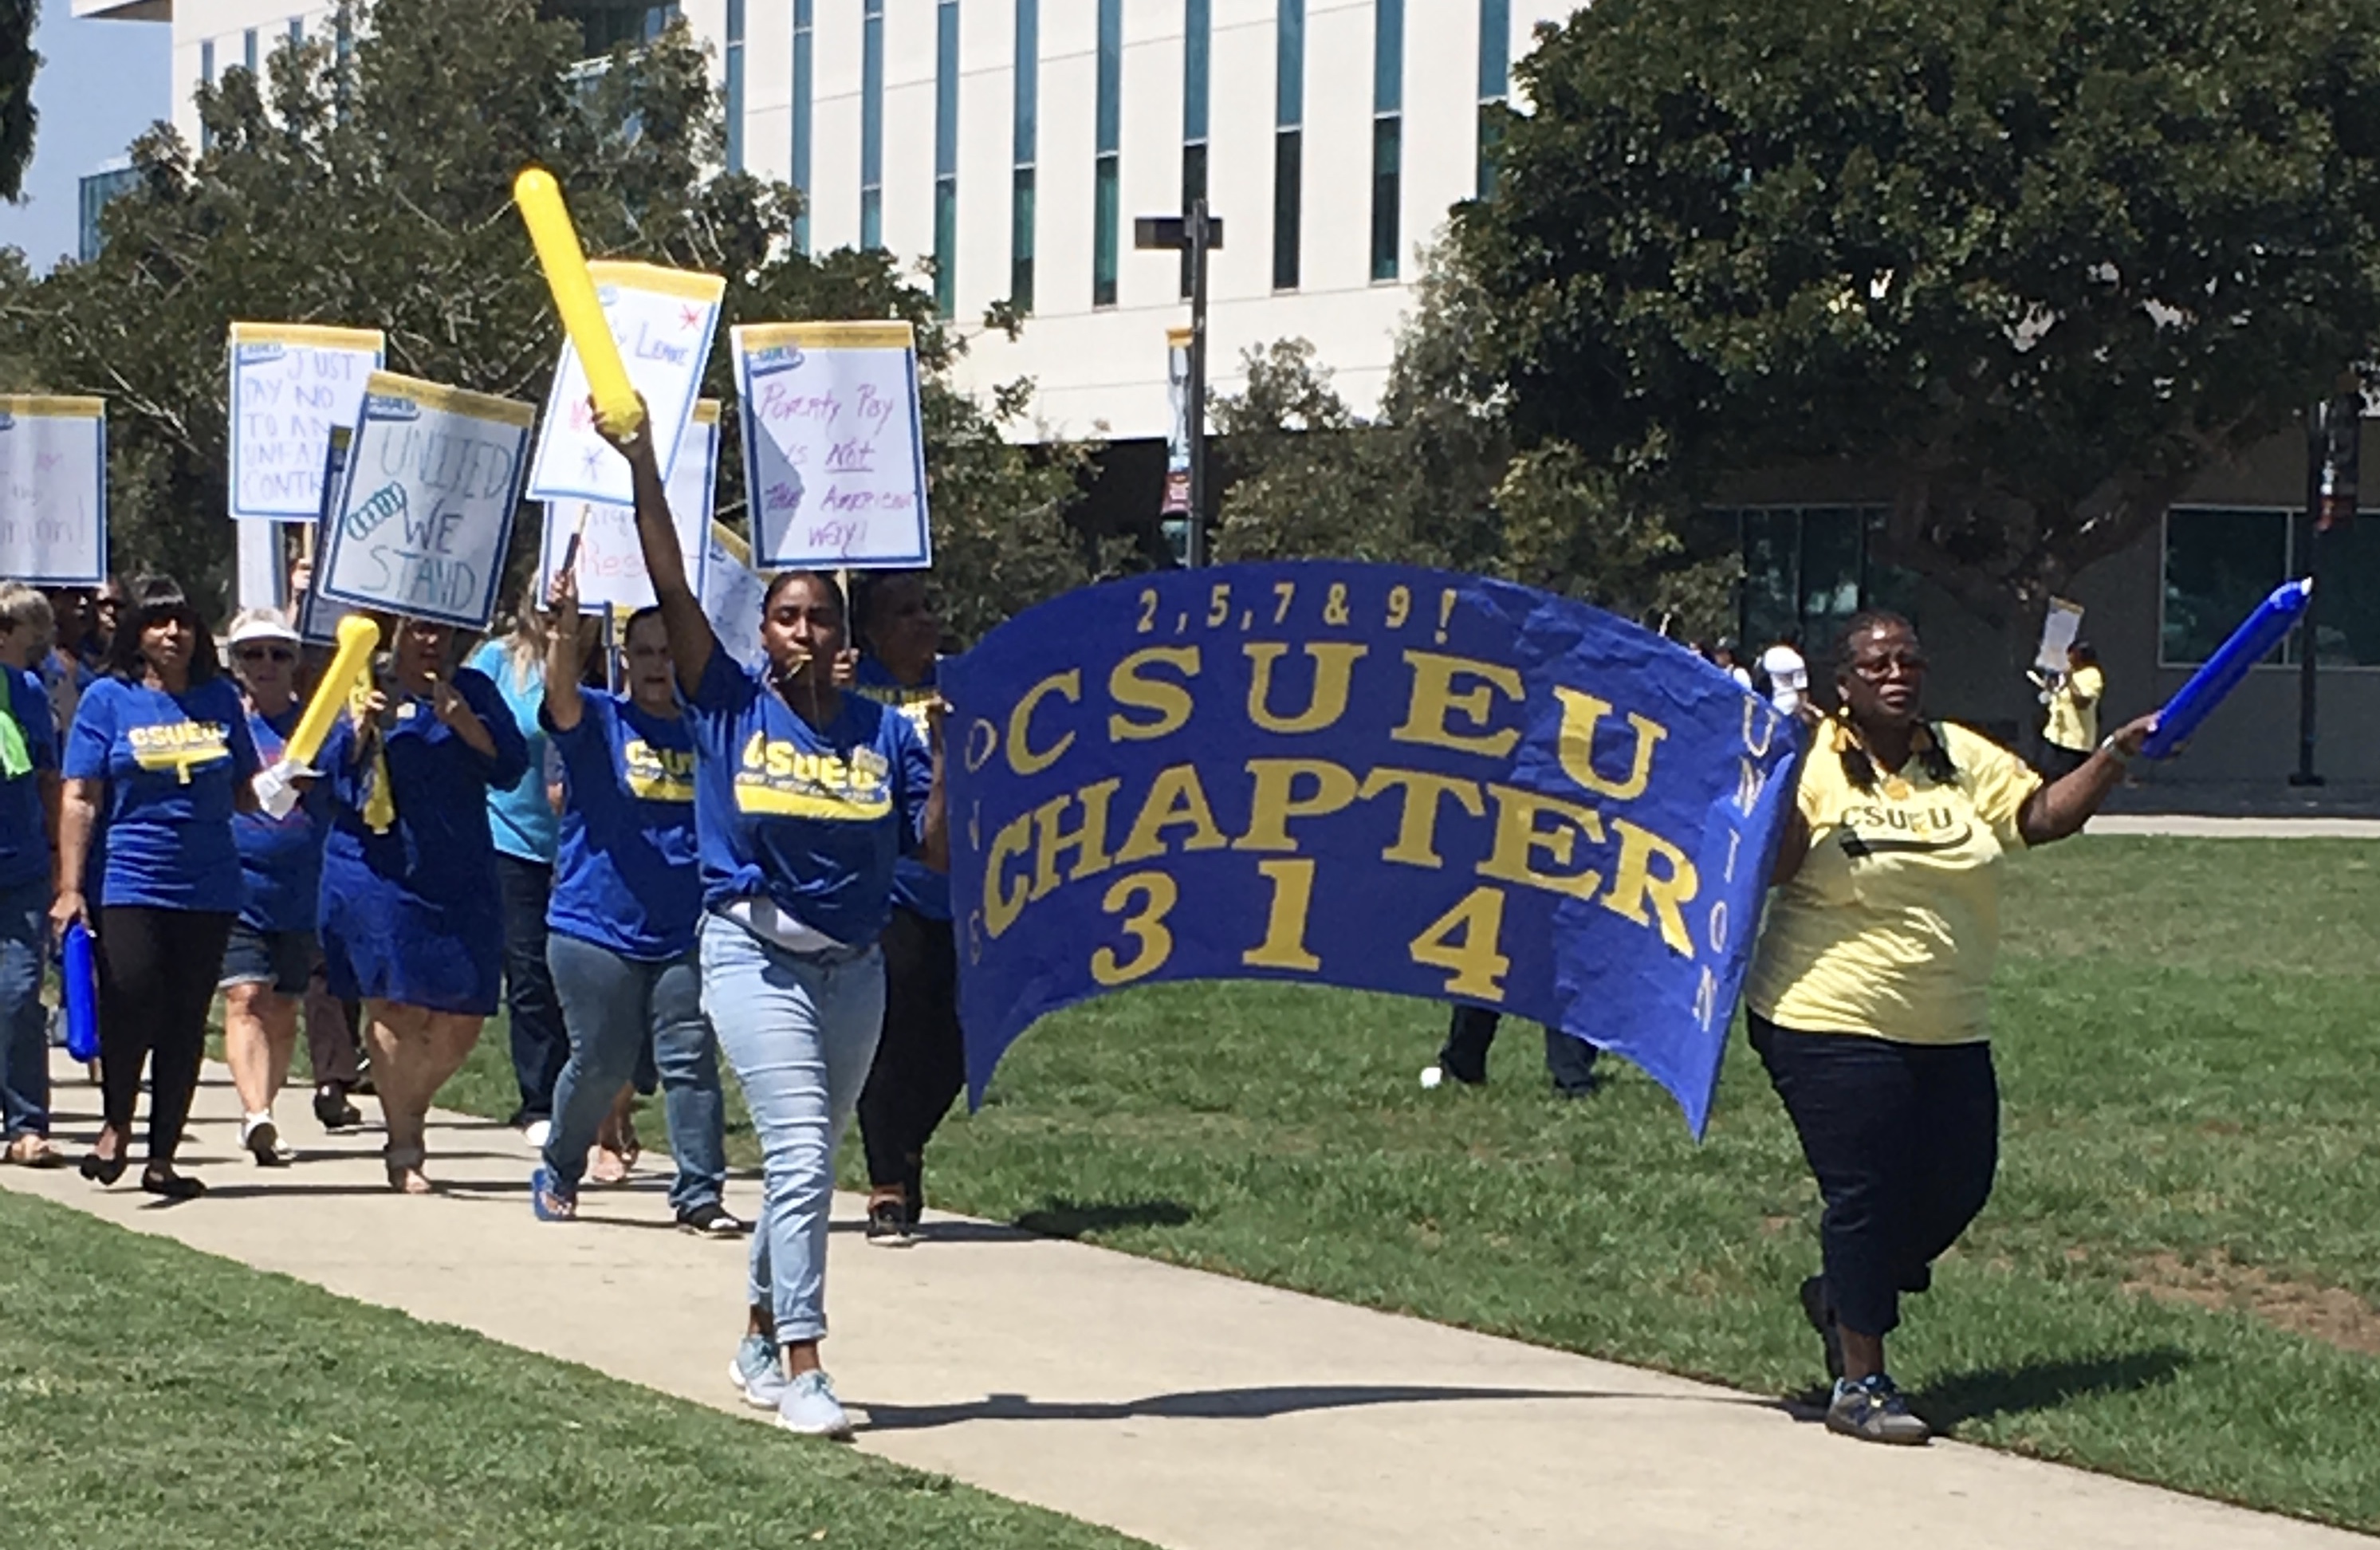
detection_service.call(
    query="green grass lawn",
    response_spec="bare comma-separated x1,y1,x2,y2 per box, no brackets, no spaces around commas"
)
0,1189,1145,1550
427,837,2380,1529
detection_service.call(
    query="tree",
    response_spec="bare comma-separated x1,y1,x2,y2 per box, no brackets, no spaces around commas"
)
0,0,1113,636
0,0,34,203
1212,247,1737,636
1459,0,2380,657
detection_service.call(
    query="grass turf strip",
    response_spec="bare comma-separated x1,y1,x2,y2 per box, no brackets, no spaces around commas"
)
0,1189,1146,1550
424,837,2380,1530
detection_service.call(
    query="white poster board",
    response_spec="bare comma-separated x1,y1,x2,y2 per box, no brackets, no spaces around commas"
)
702,527,766,668
2036,597,2086,672
227,323,384,521
538,401,718,613
0,396,108,585
295,427,358,646
526,260,725,507
733,321,930,569
316,372,534,630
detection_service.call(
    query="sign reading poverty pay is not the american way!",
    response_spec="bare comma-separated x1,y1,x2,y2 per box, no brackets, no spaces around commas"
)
946,562,1804,1134
226,323,384,521
0,396,108,585
538,401,718,613
315,372,534,631
733,321,930,570
526,261,726,509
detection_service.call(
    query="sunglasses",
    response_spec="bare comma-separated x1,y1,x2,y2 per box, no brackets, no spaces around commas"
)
236,646,297,664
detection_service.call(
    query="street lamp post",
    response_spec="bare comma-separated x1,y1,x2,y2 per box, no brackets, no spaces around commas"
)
1135,200,1224,568
2294,388,2360,786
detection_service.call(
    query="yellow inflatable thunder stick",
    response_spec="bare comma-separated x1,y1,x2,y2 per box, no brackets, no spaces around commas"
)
254,612,381,818
512,167,643,438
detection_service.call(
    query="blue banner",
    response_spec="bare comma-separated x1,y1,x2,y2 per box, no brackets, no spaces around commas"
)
943,562,1801,1132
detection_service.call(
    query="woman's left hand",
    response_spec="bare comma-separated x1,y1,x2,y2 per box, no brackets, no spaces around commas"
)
2108,712,2157,758
430,675,478,733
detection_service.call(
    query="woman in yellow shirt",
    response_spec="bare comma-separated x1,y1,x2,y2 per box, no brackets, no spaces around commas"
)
1748,612,2153,1446
2032,642,2105,780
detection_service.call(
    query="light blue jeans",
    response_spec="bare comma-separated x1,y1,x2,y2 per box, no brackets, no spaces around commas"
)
698,911,885,1343
0,877,49,1140
543,934,728,1215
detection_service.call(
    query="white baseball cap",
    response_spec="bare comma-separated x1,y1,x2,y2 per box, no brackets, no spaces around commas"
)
226,610,301,647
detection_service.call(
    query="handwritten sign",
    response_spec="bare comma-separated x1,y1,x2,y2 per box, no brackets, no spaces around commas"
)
526,261,725,507
702,523,766,667
227,323,384,521
315,372,534,630
0,396,108,585
732,321,930,569
539,402,718,613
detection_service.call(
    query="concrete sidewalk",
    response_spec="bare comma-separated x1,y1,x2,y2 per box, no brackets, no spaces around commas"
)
2087,814,2380,838
2,1054,2364,1550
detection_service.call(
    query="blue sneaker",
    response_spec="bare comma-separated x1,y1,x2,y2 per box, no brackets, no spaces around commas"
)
730,1334,786,1410
1825,1374,1930,1446
529,1166,576,1222
777,1369,854,1439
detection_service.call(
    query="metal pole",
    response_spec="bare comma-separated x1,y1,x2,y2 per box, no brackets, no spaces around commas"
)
1186,196,1210,570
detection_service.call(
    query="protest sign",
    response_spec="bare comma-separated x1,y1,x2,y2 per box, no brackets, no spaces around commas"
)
227,323,384,521
0,396,107,585
295,427,357,646
539,402,718,612
702,523,766,667
315,373,533,630
2035,597,2085,672
526,261,725,507
732,321,930,569
946,562,1801,1134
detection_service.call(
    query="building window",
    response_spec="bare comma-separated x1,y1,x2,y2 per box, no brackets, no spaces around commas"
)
201,40,215,150
861,0,884,249
724,0,745,174
793,0,813,250
333,12,353,117
244,27,258,73
1179,0,1210,297
1273,0,1302,290
933,0,959,318
1370,0,1402,281
1011,0,1037,310
289,17,303,45
1476,0,1509,198
2152,507,2379,667
77,165,138,265
1718,506,1904,655
1093,0,1121,307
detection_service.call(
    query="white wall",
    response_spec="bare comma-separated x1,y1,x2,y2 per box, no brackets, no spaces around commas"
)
137,0,1578,442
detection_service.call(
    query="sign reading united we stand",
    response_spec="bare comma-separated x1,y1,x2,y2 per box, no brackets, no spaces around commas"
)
538,401,719,613
226,323,384,521
0,396,108,585
527,261,726,508
732,321,930,570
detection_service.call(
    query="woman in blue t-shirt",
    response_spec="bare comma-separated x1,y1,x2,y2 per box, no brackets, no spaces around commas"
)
55,576,262,1199
317,615,530,1194
600,401,945,1442
219,611,334,1167
527,566,740,1236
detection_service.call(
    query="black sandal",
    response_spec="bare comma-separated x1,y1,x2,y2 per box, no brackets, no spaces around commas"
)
79,1151,127,1185
140,1164,205,1201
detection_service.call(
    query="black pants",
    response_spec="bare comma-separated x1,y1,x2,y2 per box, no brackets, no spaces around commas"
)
2037,742,2089,781
495,854,568,1123
94,906,233,1162
1750,1013,1999,1339
857,908,964,1206
1439,1005,1601,1095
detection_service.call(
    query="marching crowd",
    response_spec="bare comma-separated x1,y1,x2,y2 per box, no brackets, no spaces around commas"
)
0,411,2158,1449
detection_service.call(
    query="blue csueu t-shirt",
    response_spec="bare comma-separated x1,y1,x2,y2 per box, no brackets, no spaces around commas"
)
685,650,933,946
851,654,949,922
317,667,533,906
545,690,702,961
467,641,559,865
63,675,261,913
0,667,60,895
233,704,333,934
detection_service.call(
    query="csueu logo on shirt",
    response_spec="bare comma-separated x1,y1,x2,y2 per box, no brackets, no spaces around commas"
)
733,732,891,821
624,739,696,803
128,720,231,785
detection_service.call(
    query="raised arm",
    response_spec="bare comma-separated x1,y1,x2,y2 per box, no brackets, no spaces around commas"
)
594,397,715,698
2018,713,2154,847
544,565,586,734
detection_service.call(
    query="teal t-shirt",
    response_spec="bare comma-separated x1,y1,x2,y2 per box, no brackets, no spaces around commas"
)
467,641,559,865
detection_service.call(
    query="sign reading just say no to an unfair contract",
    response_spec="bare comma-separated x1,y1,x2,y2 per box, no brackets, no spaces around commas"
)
0,396,108,584
227,323,384,521
315,372,534,631
733,321,930,570
946,563,1802,1134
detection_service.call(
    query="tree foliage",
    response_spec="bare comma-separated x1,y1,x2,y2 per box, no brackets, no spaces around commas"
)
0,0,1111,639
0,0,33,203
1212,251,1737,637
1458,0,2380,635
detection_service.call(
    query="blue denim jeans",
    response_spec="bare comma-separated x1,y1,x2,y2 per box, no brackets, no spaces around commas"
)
0,877,49,1139
543,934,728,1215
698,912,884,1343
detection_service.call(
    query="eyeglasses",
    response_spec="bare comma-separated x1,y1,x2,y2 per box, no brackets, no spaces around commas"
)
1850,651,1927,679
236,647,297,664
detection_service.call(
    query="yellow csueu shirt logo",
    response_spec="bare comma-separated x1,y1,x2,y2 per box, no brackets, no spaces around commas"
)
623,739,696,803
128,721,231,785
734,731,891,821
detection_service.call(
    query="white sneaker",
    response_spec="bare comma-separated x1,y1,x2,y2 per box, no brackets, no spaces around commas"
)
521,1119,553,1150
1419,1065,1446,1090
777,1370,854,1439
729,1333,785,1410
240,1112,292,1166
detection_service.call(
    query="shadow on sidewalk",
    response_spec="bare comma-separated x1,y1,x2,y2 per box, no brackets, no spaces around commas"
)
827,1198,1195,1245
860,1383,1783,1432
1913,1347,2193,1432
